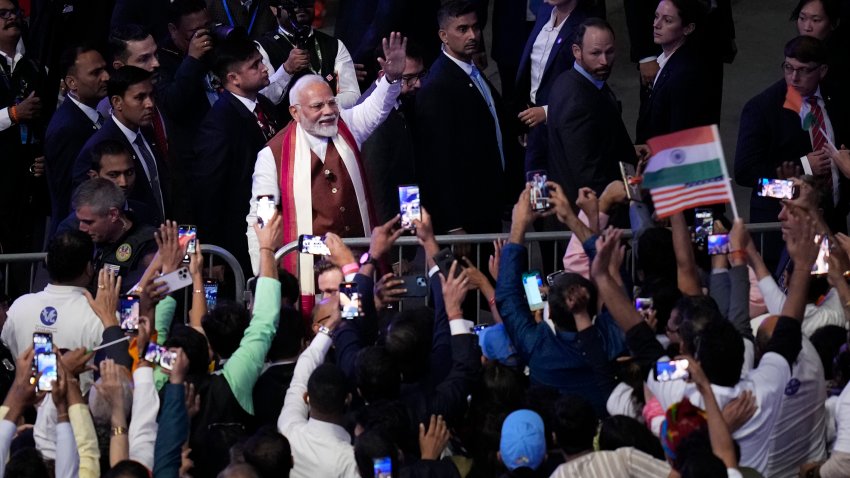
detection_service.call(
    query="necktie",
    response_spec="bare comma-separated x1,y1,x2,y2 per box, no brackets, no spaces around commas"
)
95,112,105,129
807,96,833,200
470,65,505,169
254,103,274,140
150,107,169,160
133,134,165,219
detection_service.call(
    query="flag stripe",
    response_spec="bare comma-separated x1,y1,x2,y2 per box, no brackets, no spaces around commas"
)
644,142,722,174
643,160,724,189
653,185,729,204
646,126,717,154
654,196,731,218
654,189,731,209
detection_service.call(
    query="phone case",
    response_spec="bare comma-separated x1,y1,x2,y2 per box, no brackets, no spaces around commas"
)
399,275,428,298
159,267,193,293
433,248,463,278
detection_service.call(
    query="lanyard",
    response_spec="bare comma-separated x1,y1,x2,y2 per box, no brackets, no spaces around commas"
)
222,0,259,36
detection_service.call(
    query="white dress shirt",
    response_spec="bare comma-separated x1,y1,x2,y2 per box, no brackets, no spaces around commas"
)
529,8,566,108
757,276,847,337
801,87,839,204
112,115,161,186
0,38,27,132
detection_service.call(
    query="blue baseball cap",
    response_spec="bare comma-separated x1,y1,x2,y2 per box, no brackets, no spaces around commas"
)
478,323,518,366
500,410,546,471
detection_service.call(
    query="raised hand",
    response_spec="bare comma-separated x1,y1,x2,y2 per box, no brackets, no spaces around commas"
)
590,228,623,281
324,232,356,268
440,261,470,319
377,32,407,82
374,273,405,309
419,415,450,460
84,268,121,328
156,221,185,275
488,238,506,281
369,215,403,261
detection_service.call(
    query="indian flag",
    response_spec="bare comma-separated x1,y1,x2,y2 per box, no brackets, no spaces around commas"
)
643,125,735,218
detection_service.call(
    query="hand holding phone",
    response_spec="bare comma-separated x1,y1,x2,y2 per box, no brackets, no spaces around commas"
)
178,225,197,263
707,234,730,255
298,234,330,255
256,195,276,227
203,279,218,309
522,271,545,311
398,184,421,230
526,170,551,211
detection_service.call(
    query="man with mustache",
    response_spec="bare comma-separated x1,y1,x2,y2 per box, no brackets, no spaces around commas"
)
246,32,406,310
546,17,639,203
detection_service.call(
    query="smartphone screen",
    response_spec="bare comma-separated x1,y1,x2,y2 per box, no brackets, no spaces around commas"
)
298,234,330,255
654,359,690,382
178,225,197,262
694,208,713,247
160,349,176,371
707,234,730,255
256,195,276,227
812,234,830,275
635,297,654,311
33,333,53,357
339,282,362,319
143,342,162,363
398,185,421,230
36,353,57,392
373,456,392,478
119,295,140,332
204,279,218,309
757,178,799,199
526,170,550,211
522,271,545,311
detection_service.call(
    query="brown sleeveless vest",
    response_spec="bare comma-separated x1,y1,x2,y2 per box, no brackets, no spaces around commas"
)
309,140,364,237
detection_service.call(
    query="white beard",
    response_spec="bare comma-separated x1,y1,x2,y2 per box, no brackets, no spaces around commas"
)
303,115,339,138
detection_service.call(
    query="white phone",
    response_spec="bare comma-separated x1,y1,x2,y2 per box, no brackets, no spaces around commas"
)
158,266,193,293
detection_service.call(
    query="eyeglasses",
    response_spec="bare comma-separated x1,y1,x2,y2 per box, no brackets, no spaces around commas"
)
401,70,428,87
0,8,21,20
781,61,821,75
295,99,338,112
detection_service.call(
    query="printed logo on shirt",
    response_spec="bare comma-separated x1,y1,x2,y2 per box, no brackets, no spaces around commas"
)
40,307,58,326
116,243,132,262
784,378,801,396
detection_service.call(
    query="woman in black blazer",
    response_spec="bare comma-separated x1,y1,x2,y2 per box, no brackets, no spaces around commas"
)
635,0,720,143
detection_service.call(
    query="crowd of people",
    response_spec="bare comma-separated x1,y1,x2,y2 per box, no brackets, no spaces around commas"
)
0,0,850,476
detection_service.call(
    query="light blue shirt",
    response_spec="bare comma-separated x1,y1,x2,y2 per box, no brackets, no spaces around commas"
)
573,62,605,90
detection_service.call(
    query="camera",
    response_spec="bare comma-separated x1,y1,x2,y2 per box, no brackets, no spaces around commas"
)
209,23,246,44
275,0,311,47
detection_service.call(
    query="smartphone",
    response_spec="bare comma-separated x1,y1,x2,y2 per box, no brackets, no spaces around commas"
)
434,248,464,278
119,294,140,332
178,225,197,263
35,352,57,392
707,234,730,255
143,343,177,370
159,266,193,293
398,184,421,230
522,270,545,311
339,282,362,319
472,324,490,335
398,275,428,298
33,332,53,357
526,170,551,211
256,195,276,227
635,297,654,311
619,162,643,201
756,178,800,200
298,234,330,255
693,208,713,248
373,456,392,478
204,279,218,309
812,234,830,275
654,359,690,382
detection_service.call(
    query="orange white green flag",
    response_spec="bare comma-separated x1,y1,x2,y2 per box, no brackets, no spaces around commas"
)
642,125,738,219
782,84,815,130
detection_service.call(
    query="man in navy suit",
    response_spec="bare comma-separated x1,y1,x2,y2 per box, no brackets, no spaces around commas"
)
190,33,281,275
45,46,110,236
414,0,520,235
73,66,169,226
516,0,590,173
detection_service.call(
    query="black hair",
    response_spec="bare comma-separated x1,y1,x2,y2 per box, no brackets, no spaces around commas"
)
164,324,211,376
307,363,349,415
475,361,528,411
573,17,616,48
384,307,433,381
833,345,850,389
355,346,401,403
638,227,676,282
241,425,293,478
666,0,707,29
59,44,100,78
4,448,49,478
694,319,744,387
267,307,305,361
107,65,153,99
552,395,597,455
784,35,828,64
676,295,723,355
598,415,665,460
791,0,840,27
810,325,847,380
548,272,598,332
202,300,252,359
437,0,478,29
104,460,150,478
354,399,415,455
212,32,259,84
91,139,133,172
638,276,682,334
108,24,150,63
679,450,727,477
167,0,208,26
354,430,399,478
46,230,94,283
279,269,300,306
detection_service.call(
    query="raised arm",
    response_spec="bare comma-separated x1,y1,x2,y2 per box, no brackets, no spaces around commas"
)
153,349,190,478
547,181,594,243
687,357,738,470
670,212,702,296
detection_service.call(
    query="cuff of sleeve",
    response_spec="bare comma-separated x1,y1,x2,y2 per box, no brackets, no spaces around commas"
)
427,265,440,278
102,325,125,342
711,268,729,274
449,318,474,335
311,330,334,351
541,104,548,117
639,56,658,63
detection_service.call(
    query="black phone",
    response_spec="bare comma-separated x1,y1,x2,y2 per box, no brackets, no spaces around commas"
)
693,208,713,248
433,248,464,278
398,275,428,298
339,282,363,319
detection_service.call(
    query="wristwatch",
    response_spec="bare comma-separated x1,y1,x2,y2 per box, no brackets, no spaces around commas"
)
317,325,333,337
359,252,379,269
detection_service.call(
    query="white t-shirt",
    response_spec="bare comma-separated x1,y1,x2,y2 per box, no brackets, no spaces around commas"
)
765,338,827,477
833,382,850,454
647,351,791,474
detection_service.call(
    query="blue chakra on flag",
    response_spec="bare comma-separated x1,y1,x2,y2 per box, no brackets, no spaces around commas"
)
671,149,686,164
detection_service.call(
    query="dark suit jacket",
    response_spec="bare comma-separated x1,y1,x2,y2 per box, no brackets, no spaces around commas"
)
72,117,167,225
515,4,588,172
45,99,100,235
190,91,281,275
635,40,720,143
413,54,521,234
548,68,636,203
251,362,296,427
735,79,850,227
205,0,277,41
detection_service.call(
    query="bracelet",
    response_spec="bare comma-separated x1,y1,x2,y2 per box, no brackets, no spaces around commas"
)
729,249,747,261
488,296,496,307
9,105,18,124
111,426,127,436
259,247,275,254
193,289,203,294
341,263,360,275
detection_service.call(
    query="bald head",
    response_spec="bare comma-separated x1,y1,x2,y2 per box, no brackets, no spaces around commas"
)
756,315,780,358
